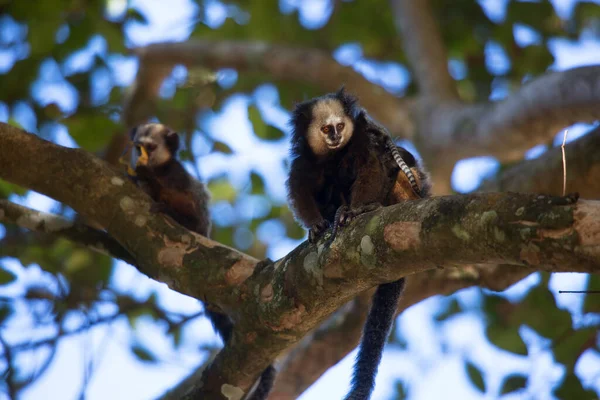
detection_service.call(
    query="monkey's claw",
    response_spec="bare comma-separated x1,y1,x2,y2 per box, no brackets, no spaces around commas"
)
337,206,354,227
337,203,382,227
309,220,330,243
252,257,275,276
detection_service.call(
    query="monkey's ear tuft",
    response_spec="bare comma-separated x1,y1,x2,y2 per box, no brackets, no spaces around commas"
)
165,130,180,153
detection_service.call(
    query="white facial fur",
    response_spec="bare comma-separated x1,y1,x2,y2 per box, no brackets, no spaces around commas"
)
306,99,354,157
133,123,172,167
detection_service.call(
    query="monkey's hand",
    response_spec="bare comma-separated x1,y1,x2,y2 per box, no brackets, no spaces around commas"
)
337,202,382,227
252,258,275,276
308,219,331,244
134,164,153,179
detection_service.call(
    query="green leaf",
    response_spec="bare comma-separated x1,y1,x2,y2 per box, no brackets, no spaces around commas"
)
465,361,486,393
64,249,93,274
553,327,597,370
485,325,528,356
63,112,120,152
499,374,528,395
171,326,183,348
250,171,265,195
208,179,237,202
583,274,600,314
131,343,157,363
0,268,17,286
0,179,28,197
126,8,148,24
554,372,597,400
517,284,572,340
126,306,158,328
247,105,285,141
394,380,409,400
0,303,13,323
506,0,557,33
212,140,234,154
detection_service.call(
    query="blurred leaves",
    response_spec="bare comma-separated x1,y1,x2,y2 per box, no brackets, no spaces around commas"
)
554,372,599,400
465,361,486,393
131,342,158,363
248,105,284,140
63,110,121,152
0,266,17,285
583,274,600,314
499,374,527,395
0,0,599,398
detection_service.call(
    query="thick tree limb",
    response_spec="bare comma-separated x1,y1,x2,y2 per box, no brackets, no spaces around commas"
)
0,200,135,265
268,291,373,399
2,123,600,398
423,66,600,162
134,40,413,138
481,126,600,198
391,0,457,101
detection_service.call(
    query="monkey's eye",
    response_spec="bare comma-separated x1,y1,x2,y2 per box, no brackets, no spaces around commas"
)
145,143,157,152
135,146,142,155
336,122,345,131
321,125,331,134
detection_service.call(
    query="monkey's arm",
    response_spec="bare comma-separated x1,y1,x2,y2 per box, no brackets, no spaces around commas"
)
287,161,330,243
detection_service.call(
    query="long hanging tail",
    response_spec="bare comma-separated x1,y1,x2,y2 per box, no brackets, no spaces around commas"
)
247,365,277,400
343,278,406,400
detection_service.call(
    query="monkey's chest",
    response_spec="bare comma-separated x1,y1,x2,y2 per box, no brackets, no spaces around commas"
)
158,187,197,218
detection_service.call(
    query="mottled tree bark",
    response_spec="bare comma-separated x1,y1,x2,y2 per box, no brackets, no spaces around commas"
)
1,123,599,399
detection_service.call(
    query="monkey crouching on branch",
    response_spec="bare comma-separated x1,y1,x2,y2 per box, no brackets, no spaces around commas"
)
125,123,275,400
286,88,431,400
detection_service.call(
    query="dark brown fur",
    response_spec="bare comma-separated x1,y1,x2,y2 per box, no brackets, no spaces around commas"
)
129,123,211,236
287,89,391,242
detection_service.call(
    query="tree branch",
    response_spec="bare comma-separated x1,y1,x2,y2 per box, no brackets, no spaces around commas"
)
134,40,413,138
481,125,600,197
269,291,373,398
1,122,599,398
391,0,457,101
425,66,600,162
0,200,136,265
269,126,600,398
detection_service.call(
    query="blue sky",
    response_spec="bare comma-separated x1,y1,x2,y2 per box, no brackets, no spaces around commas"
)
1,0,600,399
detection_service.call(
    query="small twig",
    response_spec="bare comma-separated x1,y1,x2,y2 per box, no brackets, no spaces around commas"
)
561,129,569,196
558,290,600,294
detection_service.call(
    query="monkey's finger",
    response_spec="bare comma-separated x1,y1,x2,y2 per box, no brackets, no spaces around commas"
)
136,145,149,166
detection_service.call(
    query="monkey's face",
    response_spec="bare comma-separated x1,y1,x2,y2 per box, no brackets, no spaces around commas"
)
307,99,354,157
130,124,177,168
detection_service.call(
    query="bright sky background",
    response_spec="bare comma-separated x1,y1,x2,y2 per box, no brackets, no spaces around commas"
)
1,0,600,399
